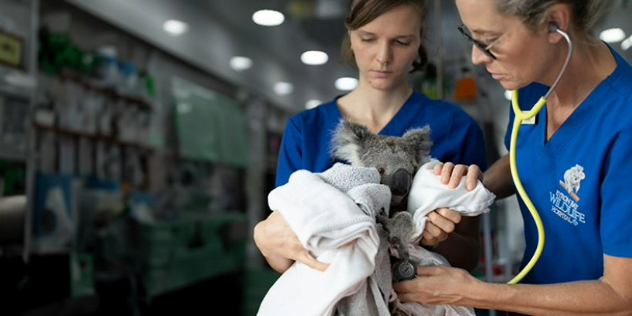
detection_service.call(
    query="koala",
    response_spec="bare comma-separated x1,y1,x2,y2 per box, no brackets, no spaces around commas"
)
563,164,585,194
331,120,432,211
331,119,432,276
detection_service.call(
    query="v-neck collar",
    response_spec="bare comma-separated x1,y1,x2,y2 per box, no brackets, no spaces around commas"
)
379,92,417,135
333,92,416,135
542,45,625,153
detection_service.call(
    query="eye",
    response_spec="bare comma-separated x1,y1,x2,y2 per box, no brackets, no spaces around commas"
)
361,37,375,42
482,37,498,46
396,41,411,46
377,167,385,174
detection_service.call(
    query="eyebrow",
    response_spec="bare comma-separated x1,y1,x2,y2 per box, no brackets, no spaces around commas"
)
465,25,505,37
356,30,415,39
471,29,499,36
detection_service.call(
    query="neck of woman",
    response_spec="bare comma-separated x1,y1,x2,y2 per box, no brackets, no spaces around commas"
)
548,37,616,109
544,38,616,140
337,84,413,133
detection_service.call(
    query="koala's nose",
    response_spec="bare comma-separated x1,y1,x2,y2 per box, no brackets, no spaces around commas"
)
391,169,412,196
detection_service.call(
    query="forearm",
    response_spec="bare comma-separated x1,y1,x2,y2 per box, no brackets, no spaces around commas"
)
482,155,515,199
463,280,632,315
434,216,480,271
434,230,479,271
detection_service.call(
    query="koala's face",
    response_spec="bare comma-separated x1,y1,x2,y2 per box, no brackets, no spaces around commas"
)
331,120,432,209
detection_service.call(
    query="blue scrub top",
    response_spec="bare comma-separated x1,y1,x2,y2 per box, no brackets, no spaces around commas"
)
276,91,488,187
504,47,632,285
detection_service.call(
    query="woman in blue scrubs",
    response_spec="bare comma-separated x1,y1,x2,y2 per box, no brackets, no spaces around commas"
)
394,0,632,314
255,0,488,275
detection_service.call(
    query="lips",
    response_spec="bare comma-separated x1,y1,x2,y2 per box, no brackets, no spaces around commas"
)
490,73,503,80
487,69,503,80
371,70,392,78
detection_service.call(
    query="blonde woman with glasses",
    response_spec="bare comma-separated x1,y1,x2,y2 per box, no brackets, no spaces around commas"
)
394,1,632,315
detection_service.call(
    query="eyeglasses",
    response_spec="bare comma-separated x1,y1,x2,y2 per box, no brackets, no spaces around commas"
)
457,24,497,60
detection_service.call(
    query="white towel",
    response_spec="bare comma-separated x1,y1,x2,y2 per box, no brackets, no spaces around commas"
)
258,163,391,316
394,158,496,316
408,158,496,244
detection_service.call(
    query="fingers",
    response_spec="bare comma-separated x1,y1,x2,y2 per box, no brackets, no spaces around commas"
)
298,249,330,272
421,222,449,245
421,222,444,246
393,266,441,293
436,162,468,189
436,162,455,185
447,164,468,189
435,208,462,225
259,211,331,272
394,266,474,305
392,277,418,293
421,209,461,246
466,164,482,190
433,162,445,176
395,292,417,303
435,162,483,190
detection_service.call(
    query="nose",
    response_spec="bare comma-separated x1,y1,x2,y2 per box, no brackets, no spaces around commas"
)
391,169,412,196
376,40,392,65
471,45,493,65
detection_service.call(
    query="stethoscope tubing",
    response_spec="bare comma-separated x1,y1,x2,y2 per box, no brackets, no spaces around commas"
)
507,27,573,284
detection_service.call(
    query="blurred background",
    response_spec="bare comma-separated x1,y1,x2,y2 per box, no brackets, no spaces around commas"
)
0,0,630,315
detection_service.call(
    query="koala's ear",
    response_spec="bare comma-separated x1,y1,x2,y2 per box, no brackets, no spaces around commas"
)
402,125,433,164
331,120,373,165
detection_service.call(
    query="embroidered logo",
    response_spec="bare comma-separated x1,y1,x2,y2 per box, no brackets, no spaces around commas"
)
559,164,585,202
550,164,586,226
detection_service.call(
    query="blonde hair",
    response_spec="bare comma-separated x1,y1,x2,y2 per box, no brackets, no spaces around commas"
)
492,0,608,32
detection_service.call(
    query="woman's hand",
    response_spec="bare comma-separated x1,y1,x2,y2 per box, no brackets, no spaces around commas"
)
254,211,329,273
421,162,483,247
393,265,481,305
420,208,462,247
433,162,483,190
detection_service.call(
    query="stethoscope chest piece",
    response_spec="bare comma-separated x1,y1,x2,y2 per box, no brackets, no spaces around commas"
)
392,260,416,282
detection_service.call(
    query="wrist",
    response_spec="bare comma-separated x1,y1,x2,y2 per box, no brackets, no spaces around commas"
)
420,239,440,251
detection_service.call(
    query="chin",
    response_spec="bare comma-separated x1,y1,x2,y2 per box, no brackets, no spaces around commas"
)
368,80,398,91
495,76,529,91
498,80,522,92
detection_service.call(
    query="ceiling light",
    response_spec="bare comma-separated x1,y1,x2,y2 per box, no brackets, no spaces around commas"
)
301,50,328,65
335,77,358,91
599,28,626,43
305,99,321,109
163,19,188,36
230,56,253,71
622,35,632,51
253,10,285,26
504,90,513,101
274,82,293,95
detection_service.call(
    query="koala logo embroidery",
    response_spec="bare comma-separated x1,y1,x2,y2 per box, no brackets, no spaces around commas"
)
559,164,585,202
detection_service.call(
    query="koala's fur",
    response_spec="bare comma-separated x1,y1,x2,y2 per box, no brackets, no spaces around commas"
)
332,119,432,211
331,119,432,264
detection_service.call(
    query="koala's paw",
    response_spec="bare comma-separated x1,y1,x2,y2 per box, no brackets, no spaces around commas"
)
386,211,414,242
384,211,414,261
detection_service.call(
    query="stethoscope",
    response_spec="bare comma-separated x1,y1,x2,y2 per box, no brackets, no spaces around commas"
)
507,23,574,284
